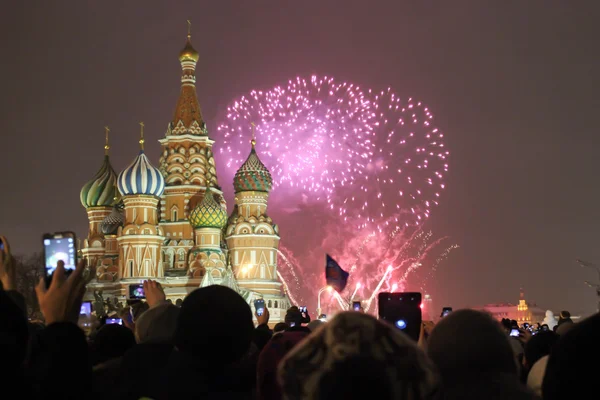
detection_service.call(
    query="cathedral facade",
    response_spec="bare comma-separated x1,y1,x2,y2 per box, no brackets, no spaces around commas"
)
79,30,289,322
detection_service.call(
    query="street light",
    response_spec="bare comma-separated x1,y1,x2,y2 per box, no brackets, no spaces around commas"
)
317,286,333,316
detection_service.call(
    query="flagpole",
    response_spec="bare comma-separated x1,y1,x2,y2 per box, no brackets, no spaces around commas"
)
365,265,394,313
317,286,332,316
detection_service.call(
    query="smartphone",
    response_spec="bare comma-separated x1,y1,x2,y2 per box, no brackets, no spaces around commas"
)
128,284,146,299
254,299,265,316
299,306,308,320
441,307,452,317
378,292,422,341
289,321,296,327
43,232,77,287
352,301,361,311
80,301,92,316
105,318,122,325
510,328,520,337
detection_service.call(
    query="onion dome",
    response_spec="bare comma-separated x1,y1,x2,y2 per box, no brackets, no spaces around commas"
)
100,206,125,235
233,139,273,193
80,155,119,208
118,151,165,197
179,34,199,63
189,188,228,229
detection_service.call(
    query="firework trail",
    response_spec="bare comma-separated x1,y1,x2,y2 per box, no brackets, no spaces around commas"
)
217,75,453,311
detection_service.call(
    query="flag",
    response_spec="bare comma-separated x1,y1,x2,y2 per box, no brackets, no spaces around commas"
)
326,254,349,292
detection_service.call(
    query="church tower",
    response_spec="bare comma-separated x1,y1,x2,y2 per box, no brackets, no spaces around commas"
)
117,123,166,278
226,132,283,301
188,188,228,278
158,22,224,275
80,127,119,268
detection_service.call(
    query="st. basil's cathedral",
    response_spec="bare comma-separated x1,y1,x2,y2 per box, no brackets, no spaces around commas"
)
79,28,289,322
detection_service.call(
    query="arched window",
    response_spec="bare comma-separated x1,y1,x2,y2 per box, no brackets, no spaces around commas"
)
268,300,272,308
178,249,186,261
274,301,278,308
172,209,178,221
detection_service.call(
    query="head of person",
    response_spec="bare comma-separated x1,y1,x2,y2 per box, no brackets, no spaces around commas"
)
135,303,180,344
278,311,439,400
307,319,325,332
91,323,136,365
174,285,254,366
0,291,29,368
284,307,303,327
427,309,518,380
542,313,600,400
273,322,288,334
523,330,558,370
257,330,310,400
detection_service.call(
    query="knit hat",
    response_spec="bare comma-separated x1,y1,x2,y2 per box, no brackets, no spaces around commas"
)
278,311,439,400
174,286,254,365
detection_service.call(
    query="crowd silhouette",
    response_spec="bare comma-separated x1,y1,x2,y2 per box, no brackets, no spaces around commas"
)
1,234,599,400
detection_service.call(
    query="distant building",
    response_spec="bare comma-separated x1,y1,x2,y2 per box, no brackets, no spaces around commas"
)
472,288,546,324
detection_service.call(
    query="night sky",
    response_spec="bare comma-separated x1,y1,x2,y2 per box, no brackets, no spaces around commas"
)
1,1,599,315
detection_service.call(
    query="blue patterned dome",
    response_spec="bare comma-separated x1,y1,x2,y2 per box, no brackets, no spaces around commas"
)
118,151,165,197
100,206,125,235
80,156,119,208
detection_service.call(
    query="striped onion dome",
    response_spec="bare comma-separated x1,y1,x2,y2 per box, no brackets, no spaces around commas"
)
189,188,228,229
233,145,272,193
117,151,165,197
80,155,119,208
100,206,125,235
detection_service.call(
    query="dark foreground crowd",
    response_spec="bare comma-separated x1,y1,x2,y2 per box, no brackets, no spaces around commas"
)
1,242,598,400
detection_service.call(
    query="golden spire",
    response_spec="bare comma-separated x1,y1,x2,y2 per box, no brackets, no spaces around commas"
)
104,126,110,155
179,20,199,62
251,122,256,149
139,122,145,151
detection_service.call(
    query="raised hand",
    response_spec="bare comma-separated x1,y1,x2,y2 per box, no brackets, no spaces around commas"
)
143,279,166,308
0,235,16,290
256,305,270,326
35,259,88,325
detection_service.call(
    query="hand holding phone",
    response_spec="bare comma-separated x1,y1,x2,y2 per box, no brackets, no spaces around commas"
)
441,307,452,318
43,232,77,287
254,299,265,316
36,257,87,325
105,318,122,325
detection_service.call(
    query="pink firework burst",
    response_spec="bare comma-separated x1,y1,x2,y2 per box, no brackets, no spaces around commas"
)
217,75,449,230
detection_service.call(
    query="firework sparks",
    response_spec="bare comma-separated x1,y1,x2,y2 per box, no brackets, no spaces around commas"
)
218,75,449,229
218,75,454,312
